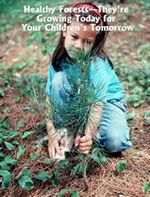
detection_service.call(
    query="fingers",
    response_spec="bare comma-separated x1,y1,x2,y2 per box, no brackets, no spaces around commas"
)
79,142,92,148
55,143,63,156
48,146,55,159
48,134,93,158
59,137,65,147
48,140,63,160
77,135,93,154
78,144,92,154
74,135,81,147
79,135,92,148
79,135,92,144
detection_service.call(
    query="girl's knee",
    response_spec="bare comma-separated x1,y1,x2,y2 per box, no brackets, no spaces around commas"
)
97,133,132,153
51,72,72,106
103,136,124,153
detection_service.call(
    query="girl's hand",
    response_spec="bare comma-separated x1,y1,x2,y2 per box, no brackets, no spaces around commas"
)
48,137,65,159
74,134,93,154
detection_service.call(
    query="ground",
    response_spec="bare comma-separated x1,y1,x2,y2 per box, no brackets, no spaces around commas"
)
0,1,150,197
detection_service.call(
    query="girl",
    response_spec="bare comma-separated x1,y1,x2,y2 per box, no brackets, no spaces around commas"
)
45,3,132,159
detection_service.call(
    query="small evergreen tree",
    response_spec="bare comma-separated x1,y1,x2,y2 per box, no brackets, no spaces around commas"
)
49,49,106,138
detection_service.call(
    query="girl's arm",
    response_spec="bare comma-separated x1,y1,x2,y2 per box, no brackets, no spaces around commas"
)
46,96,63,159
85,102,103,137
46,96,58,143
75,102,103,154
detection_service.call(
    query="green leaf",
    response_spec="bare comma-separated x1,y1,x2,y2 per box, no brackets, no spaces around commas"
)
127,94,140,102
15,95,21,102
133,100,144,107
90,154,106,166
143,183,150,193
0,170,12,189
21,131,34,139
144,111,150,117
35,171,50,181
3,130,18,139
0,64,9,70
16,121,25,128
15,63,26,72
2,174,12,189
0,152,5,158
7,130,18,138
59,159,69,168
0,161,9,170
127,111,135,121
51,170,59,186
18,175,34,190
71,163,84,176
17,145,25,160
11,140,19,145
44,157,52,165
91,155,101,165
30,152,37,161
5,156,17,165
0,116,9,130
30,152,41,161
0,170,10,176
21,168,32,177
71,191,79,197
4,142,15,150
116,160,127,173
144,118,150,125
0,88,5,97
58,189,70,197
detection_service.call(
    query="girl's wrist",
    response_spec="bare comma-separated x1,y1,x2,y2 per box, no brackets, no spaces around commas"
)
85,128,95,139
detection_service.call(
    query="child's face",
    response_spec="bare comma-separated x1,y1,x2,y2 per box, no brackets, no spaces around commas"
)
63,21,97,58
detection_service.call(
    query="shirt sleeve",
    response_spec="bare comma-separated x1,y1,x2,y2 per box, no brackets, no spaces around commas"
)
89,57,111,102
45,64,56,96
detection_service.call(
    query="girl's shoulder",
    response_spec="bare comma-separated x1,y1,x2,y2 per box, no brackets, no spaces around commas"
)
92,55,114,70
93,56,106,65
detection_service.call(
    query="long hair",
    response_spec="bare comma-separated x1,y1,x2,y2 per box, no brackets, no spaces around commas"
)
52,3,110,70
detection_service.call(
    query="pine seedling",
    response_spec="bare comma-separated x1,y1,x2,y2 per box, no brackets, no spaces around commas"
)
49,49,106,138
